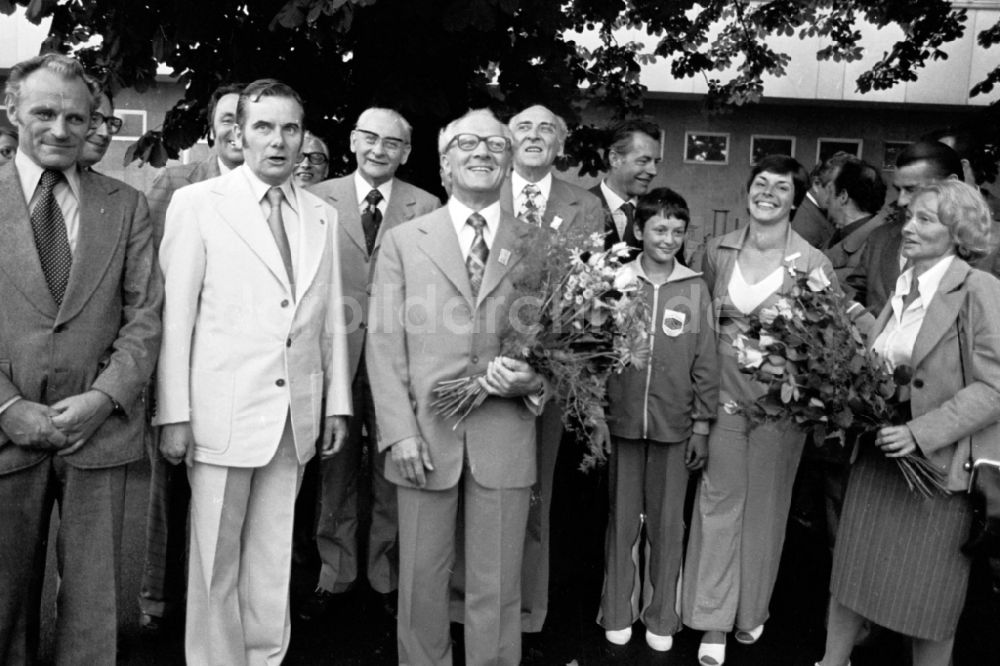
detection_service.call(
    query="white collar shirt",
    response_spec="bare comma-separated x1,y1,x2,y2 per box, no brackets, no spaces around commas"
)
217,157,234,175
449,198,500,259
241,164,302,281
354,171,393,216
600,179,635,240
15,149,82,253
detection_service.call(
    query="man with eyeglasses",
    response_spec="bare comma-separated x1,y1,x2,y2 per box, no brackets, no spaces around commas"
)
367,108,546,666
79,91,122,170
500,104,603,634
0,53,162,664
138,81,244,635
303,107,439,622
293,131,329,188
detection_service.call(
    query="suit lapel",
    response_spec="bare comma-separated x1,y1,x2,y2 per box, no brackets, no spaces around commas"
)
295,189,328,298
375,180,417,252
215,171,292,292
544,179,575,231
909,260,969,370
477,214,529,306
325,176,366,255
499,180,516,217
417,209,474,306
58,170,122,324
0,163,58,318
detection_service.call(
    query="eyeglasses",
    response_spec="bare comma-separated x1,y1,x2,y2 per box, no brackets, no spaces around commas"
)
354,128,406,153
298,152,329,166
91,112,123,135
446,134,511,153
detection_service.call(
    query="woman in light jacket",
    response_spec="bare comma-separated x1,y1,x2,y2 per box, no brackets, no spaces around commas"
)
817,179,1000,666
683,155,862,666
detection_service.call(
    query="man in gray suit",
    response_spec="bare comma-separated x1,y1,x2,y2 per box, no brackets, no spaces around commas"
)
0,53,162,664
303,107,440,619
137,81,245,633
501,104,603,633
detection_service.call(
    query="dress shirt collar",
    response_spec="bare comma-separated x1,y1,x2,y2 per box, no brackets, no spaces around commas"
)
805,191,820,209
354,171,393,209
600,179,634,212
15,148,81,204
217,157,234,175
511,171,552,203
892,254,955,312
240,164,297,214
448,197,501,241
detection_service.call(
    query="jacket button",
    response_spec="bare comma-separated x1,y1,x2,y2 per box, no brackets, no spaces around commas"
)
286,338,292,348
913,378,924,389
276,379,285,387
471,356,479,364
964,461,974,472
281,299,290,308
54,324,66,333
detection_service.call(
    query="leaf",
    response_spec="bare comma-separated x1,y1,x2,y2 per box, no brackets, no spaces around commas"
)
780,382,794,404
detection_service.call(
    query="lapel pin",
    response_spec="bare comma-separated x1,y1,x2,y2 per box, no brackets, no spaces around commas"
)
498,248,511,266
550,216,563,230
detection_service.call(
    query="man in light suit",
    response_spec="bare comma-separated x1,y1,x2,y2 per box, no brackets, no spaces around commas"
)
0,54,162,664
367,108,546,665
500,104,602,633
304,107,440,619
155,79,351,665
590,119,661,258
138,81,244,632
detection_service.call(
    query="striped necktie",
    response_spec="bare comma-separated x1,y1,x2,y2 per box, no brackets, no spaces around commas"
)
466,212,489,297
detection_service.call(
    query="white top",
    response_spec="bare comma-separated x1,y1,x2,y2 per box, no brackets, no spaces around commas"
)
600,180,635,240
240,165,302,281
873,254,955,368
353,170,393,216
448,198,500,259
217,157,234,175
511,171,552,219
15,149,82,253
728,261,784,314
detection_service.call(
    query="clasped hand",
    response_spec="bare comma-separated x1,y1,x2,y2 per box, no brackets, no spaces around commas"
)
478,356,542,398
0,390,114,454
875,425,918,458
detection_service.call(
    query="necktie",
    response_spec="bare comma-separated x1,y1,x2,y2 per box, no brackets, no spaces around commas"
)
466,212,489,298
30,169,73,306
620,202,639,248
362,189,383,254
520,183,543,226
265,187,295,295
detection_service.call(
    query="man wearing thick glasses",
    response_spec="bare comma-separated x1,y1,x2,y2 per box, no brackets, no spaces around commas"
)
79,91,122,170
293,131,329,188
367,108,546,666
304,106,439,623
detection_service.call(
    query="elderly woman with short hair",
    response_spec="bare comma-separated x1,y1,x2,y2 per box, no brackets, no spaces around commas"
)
817,179,1000,666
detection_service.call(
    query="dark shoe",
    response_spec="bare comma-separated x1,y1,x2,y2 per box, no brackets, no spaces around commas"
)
298,587,338,621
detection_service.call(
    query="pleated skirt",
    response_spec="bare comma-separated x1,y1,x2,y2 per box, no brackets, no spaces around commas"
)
830,448,973,641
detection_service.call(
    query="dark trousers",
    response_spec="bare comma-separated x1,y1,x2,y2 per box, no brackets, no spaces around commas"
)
0,457,126,666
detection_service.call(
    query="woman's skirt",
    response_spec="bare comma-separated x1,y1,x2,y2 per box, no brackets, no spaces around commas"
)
831,445,973,641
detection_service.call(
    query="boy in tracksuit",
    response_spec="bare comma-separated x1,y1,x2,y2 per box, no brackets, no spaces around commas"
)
599,188,719,652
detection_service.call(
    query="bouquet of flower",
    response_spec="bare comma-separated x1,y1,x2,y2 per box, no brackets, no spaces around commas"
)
729,263,947,497
431,226,650,470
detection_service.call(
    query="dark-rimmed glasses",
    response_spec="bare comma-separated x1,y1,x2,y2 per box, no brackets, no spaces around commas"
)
446,134,510,153
298,152,329,166
91,112,123,135
354,128,406,153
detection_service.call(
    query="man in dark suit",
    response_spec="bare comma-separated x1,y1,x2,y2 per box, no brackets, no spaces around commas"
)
303,107,440,619
137,81,243,631
847,141,964,315
589,119,661,258
791,157,838,249
0,53,162,664
367,108,546,666
498,104,603,634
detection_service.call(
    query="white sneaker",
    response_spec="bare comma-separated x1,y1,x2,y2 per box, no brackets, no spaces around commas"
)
605,626,632,645
645,629,673,651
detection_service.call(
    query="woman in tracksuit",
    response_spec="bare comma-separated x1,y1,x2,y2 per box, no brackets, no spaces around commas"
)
599,188,719,652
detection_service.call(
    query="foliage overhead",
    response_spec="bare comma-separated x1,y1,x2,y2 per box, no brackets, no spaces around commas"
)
2,0,997,191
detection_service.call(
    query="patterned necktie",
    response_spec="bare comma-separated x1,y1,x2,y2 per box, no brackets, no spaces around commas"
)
362,189,383,254
30,169,73,306
465,212,489,297
265,187,295,295
520,183,543,226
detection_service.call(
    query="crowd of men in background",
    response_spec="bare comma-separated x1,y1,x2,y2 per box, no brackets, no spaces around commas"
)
0,50,998,666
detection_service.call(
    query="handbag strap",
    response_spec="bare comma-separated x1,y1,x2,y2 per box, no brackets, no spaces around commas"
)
957,291,976,471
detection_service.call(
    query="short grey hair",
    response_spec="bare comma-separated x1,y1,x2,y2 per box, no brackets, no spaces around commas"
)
914,180,997,261
356,107,413,143
437,108,512,156
507,104,568,145
4,54,100,111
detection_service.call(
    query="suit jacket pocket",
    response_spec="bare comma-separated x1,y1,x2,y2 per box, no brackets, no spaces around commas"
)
308,371,324,444
190,369,234,454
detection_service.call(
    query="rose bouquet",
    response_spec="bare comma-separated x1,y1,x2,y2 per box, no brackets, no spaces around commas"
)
431,225,650,470
729,263,947,497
